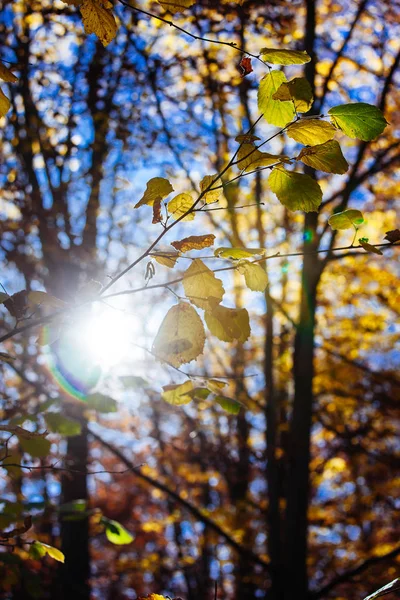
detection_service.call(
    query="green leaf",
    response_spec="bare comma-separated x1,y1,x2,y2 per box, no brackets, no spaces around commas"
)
84,393,118,413
214,247,266,260
259,48,311,65
272,77,313,113
44,413,82,437
102,518,134,545
31,541,65,563
19,436,51,458
258,71,296,127
1,452,22,477
363,579,400,600
186,387,211,400
152,302,206,367
182,259,224,310
238,261,268,292
268,166,322,212
328,103,388,141
297,140,348,174
205,304,250,343
134,177,174,209
162,380,194,405
328,209,364,230
358,239,383,255
286,119,336,145
215,395,242,415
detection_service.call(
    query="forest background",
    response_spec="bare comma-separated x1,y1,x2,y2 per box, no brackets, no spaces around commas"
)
0,0,399,599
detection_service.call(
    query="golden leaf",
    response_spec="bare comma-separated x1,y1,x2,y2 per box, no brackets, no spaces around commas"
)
183,259,224,310
80,0,118,47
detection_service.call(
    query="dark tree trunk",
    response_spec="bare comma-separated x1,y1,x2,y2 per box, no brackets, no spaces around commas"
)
59,410,90,600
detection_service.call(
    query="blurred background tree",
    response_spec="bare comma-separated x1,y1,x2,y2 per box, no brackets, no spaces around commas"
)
0,0,399,599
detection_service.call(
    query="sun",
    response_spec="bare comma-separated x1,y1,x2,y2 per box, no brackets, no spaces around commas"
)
78,304,136,369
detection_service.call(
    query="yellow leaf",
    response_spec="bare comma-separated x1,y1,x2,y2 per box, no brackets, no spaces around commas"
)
237,143,288,172
259,48,311,65
152,303,205,367
200,175,223,204
272,77,313,113
134,177,174,208
268,166,322,212
205,304,250,343
286,119,336,145
0,63,18,83
80,0,117,46
257,71,296,128
28,291,66,309
171,234,215,253
151,251,180,268
238,261,268,292
33,542,65,563
0,88,11,117
157,0,195,13
168,192,195,221
162,380,194,405
183,259,224,310
297,140,348,174
214,247,266,260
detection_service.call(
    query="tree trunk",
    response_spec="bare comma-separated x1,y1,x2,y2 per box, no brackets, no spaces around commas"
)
59,409,90,600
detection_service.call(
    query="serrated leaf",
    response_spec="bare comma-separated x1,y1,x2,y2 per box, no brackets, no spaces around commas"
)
0,63,18,83
168,192,195,221
215,395,242,415
238,261,268,292
328,209,364,230
297,140,348,174
363,579,400,600
0,88,11,117
182,259,224,310
328,103,388,141
134,177,174,209
32,541,65,563
237,143,289,172
205,304,250,343
272,77,313,113
214,247,266,260
151,251,180,268
157,0,195,13
80,0,117,47
44,413,82,436
358,240,383,255
19,436,51,458
200,175,223,204
286,119,336,145
102,518,134,545
171,234,215,253
162,380,194,405
259,48,311,65
258,71,296,127
268,166,322,212
84,392,117,413
152,303,205,367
